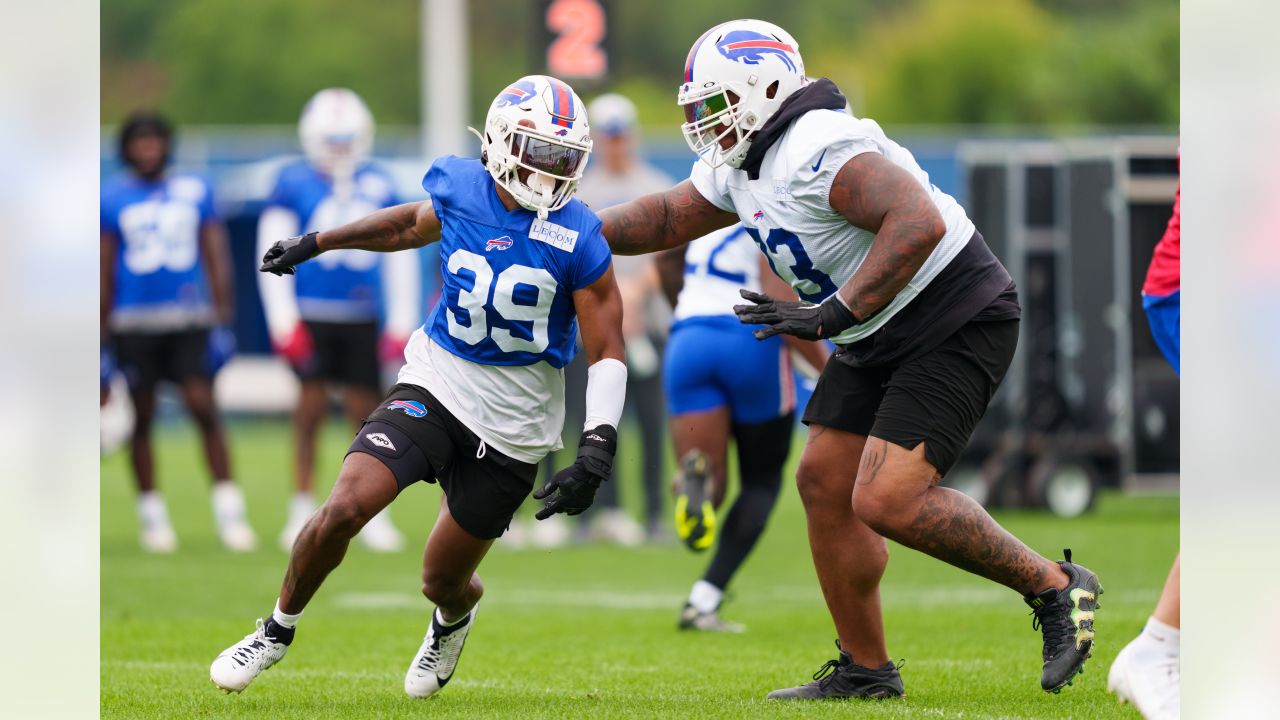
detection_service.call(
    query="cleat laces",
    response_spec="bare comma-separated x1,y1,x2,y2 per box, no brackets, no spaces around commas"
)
1030,600,1074,660
230,620,271,667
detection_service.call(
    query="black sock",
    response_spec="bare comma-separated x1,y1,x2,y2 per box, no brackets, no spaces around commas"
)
703,416,790,589
263,616,295,646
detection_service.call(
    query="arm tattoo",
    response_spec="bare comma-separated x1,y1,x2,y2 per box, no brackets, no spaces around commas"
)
599,180,735,256
829,154,947,321
317,202,428,254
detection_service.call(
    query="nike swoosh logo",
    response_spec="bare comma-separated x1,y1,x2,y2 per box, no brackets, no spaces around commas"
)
811,149,827,172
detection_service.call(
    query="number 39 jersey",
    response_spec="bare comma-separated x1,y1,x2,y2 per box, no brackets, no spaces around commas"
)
689,108,975,346
398,156,612,463
101,172,218,332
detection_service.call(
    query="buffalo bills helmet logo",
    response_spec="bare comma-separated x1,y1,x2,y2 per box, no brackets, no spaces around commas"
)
496,80,538,108
715,30,797,73
387,400,427,418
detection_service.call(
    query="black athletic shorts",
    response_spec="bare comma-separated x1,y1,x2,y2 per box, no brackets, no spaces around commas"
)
113,328,211,391
299,320,380,390
802,318,1018,476
347,383,538,539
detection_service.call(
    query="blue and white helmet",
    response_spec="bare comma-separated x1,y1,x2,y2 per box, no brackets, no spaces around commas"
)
678,19,806,169
471,75,592,219
299,88,375,178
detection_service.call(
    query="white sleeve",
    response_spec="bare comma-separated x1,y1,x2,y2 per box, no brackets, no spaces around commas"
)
380,249,422,338
583,358,627,431
256,206,302,345
688,159,736,213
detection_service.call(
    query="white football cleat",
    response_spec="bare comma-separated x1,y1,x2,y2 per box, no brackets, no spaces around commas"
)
405,606,477,699
210,619,289,693
1108,633,1180,720
218,520,258,553
530,514,571,548
359,508,406,552
590,509,645,547
140,523,178,554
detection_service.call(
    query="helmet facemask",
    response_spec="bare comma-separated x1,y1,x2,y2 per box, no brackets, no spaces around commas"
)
678,84,759,169
474,116,590,220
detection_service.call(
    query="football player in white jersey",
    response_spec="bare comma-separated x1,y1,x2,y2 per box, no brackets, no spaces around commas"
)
600,19,1102,699
210,76,626,700
656,225,829,632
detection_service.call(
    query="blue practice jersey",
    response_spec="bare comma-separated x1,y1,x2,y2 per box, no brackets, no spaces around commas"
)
266,160,399,321
422,156,611,369
101,172,217,331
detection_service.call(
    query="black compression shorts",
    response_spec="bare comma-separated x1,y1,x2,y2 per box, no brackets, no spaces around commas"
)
802,319,1018,476
347,383,538,539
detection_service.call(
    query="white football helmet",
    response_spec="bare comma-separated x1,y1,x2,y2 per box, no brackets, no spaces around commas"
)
470,75,592,219
677,19,806,169
299,88,375,179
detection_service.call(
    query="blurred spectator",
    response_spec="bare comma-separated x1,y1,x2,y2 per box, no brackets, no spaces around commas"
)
101,111,256,553
574,93,674,544
257,88,420,552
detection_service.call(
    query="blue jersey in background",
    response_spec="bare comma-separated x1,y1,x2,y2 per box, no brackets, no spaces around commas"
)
101,172,217,331
421,156,611,369
266,161,399,322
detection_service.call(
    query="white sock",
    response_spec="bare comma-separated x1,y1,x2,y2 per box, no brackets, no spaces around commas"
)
137,491,171,529
1140,616,1180,653
211,481,246,527
688,580,724,614
436,606,469,626
272,599,302,629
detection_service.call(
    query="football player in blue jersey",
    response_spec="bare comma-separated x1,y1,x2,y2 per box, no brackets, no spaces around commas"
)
101,112,256,554
655,226,830,633
257,89,420,553
211,76,626,699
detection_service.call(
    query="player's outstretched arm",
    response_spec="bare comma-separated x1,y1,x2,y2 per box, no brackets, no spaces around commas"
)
260,201,441,275
533,266,627,520
827,152,947,321
599,180,737,256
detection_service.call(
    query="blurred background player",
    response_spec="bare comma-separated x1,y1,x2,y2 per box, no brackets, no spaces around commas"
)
656,225,830,631
1108,176,1181,720
257,88,421,552
100,111,256,553
571,93,673,544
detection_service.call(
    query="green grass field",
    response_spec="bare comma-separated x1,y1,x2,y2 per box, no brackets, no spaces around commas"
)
101,419,1176,719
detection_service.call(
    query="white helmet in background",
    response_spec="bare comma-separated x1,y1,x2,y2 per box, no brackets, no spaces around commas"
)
299,88,375,178
677,19,806,169
470,75,592,219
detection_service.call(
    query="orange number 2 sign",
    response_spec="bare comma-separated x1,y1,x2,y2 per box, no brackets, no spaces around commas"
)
546,0,607,79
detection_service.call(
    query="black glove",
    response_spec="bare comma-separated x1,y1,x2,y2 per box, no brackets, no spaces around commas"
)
260,232,320,276
533,425,617,520
733,289,858,341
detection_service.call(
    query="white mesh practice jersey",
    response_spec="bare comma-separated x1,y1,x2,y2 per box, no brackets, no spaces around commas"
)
673,225,760,321
689,108,975,345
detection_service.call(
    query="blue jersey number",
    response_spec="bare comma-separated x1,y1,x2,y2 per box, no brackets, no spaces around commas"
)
744,227,838,302
686,226,748,284
445,249,556,353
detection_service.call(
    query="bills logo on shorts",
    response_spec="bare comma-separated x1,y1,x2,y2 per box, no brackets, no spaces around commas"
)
485,236,514,252
715,30,798,73
387,400,427,418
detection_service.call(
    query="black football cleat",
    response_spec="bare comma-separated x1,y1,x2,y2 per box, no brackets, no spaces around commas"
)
1026,548,1103,693
766,640,904,700
674,450,715,552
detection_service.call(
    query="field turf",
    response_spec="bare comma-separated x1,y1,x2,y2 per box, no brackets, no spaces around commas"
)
102,419,1176,718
